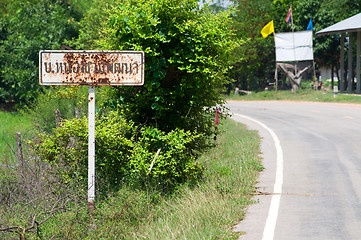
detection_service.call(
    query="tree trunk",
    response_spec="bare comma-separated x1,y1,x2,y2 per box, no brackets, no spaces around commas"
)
290,79,299,92
16,132,24,176
331,63,334,89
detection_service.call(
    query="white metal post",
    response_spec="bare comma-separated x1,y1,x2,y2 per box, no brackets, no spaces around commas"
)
88,86,96,215
334,86,338,97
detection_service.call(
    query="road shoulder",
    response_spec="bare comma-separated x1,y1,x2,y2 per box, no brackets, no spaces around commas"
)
231,114,278,240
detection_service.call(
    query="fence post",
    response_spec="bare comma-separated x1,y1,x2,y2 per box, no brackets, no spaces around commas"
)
55,109,61,128
75,106,80,119
16,132,24,168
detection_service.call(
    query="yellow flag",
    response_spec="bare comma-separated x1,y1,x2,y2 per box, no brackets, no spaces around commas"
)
261,20,274,38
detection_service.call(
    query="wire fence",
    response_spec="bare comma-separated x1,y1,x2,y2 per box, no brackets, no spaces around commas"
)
0,127,86,240
0,128,38,169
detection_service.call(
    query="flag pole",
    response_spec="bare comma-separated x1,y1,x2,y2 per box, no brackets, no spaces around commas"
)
291,5,296,77
312,28,317,89
274,31,278,91
291,4,294,33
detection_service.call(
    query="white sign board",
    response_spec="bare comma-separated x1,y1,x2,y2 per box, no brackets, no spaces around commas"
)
39,50,144,85
275,31,313,62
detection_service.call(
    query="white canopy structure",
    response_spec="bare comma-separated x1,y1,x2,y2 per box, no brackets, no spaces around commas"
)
316,13,361,93
316,13,361,36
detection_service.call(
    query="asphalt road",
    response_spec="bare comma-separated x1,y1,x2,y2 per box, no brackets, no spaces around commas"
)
227,100,361,240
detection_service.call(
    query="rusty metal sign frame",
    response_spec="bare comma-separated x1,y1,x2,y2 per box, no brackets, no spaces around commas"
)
39,50,144,86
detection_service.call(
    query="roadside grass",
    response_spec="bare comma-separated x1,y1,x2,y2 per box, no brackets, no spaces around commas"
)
5,86,361,239
0,111,33,165
21,118,263,239
226,88,361,104
129,118,263,239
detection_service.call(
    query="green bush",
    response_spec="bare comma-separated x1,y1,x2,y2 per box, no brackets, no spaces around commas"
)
31,111,203,194
96,0,238,134
128,127,203,190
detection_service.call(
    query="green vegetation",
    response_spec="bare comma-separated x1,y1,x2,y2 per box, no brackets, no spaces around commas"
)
0,0,86,105
229,0,361,92
1,118,262,239
96,0,239,134
228,88,361,104
3,0,361,238
0,111,32,164
32,111,204,194
0,1,247,238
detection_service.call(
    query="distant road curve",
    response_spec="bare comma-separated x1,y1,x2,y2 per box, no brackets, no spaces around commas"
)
228,100,361,240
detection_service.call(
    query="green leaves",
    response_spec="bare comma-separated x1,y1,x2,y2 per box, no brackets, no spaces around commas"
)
129,126,203,189
98,0,238,134
0,0,83,105
32,111,203,194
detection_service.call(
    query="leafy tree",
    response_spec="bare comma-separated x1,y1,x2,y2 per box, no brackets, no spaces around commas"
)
0,0,38,16
0,0,86,105
95,0,238,134
272,0,298,32
230,0,361,91
294,0,339,87
71,0,115,49
322,0,361,21
230,0,275,91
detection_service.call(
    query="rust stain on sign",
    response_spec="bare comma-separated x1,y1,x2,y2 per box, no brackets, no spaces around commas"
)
39,50,144,86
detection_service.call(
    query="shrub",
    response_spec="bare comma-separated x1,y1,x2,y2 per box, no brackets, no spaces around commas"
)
129,127,203,190
31,111,203,194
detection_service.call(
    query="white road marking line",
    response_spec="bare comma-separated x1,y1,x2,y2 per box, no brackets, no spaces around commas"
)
233,113,283,240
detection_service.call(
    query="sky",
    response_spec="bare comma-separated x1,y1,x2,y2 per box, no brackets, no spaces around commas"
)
198,0,233,9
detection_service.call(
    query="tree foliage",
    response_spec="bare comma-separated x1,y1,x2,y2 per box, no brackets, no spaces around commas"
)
230,0,361,91
0,0,85,105
71,0,115,49
230,0,275,91
96,0,238,133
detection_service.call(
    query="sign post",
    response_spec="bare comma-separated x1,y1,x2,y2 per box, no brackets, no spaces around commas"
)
88,85,96,216
39,50,144,218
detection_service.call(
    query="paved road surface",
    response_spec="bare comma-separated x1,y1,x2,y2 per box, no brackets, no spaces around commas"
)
227,101,361,240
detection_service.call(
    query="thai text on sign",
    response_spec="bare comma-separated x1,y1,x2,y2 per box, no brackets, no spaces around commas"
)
39,50,144,86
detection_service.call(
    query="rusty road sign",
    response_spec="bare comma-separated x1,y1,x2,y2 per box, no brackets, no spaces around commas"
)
39,50,144,86
39,49,145,220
